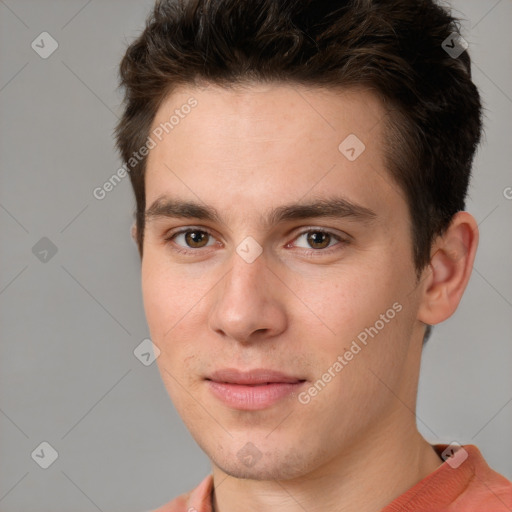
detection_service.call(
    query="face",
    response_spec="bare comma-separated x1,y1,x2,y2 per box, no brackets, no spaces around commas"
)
141,83,427,481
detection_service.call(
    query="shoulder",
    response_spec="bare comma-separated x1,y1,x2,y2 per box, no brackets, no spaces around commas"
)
146,474,214,512
148,494,188,512
466,444,512,509
382,444,512,512
430,443,512,510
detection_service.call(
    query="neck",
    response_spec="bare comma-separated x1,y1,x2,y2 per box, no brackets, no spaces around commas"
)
211,420,442,512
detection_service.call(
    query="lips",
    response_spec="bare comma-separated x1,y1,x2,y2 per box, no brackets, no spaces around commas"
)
205,368,306,385
205,368,307,410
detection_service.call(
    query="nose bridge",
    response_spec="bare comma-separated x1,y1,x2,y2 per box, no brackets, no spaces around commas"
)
220,251,268,316
208,249,286,341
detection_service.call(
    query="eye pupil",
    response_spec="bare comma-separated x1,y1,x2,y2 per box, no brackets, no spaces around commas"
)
185,230,209,248
307,231,330,249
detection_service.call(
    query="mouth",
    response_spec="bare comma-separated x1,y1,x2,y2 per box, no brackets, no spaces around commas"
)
205,368,307,410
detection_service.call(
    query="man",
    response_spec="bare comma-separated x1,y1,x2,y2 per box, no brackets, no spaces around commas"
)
114,0,512,510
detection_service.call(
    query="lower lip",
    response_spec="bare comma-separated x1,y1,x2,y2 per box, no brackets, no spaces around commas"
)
206,380,305,410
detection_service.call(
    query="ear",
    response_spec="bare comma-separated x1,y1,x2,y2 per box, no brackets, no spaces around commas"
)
417,211,479,326
130,222,137,243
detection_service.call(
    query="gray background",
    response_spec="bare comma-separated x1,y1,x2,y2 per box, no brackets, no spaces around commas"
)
0,0,511,511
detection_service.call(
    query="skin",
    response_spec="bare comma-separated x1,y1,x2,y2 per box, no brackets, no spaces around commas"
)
136,82,479,512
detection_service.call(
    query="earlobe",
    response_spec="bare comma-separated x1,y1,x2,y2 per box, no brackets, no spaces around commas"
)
131,222,143,260
417,211,479,326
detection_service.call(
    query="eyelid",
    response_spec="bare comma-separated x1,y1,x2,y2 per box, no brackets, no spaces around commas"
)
291,225,350,240
287,227,349,252
165,225,348,241
164,225,350,255
165,226,220,249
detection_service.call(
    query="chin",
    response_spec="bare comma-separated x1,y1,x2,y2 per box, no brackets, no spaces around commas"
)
216,461,301,481
210,446,317,482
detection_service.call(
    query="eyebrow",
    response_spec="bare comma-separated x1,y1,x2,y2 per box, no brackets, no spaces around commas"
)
145,195,377,228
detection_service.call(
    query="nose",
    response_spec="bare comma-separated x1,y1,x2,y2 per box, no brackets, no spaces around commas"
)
208,249,288,344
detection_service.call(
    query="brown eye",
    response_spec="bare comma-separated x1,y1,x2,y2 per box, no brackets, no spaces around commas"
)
183,230,210,248
291,229,348,255
168,229,216,252
306,231,332,249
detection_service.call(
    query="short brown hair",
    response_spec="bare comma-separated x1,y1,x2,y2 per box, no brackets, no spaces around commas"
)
115,0,482,287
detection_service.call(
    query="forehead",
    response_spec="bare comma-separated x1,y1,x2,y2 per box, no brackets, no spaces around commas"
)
144,83,405,227
150,82,386,152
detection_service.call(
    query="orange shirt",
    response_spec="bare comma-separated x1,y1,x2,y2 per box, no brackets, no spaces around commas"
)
149,444,512,512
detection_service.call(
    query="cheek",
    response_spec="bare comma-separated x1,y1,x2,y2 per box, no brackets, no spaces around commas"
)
140,254,191,360
141,260,170,338
141,258,202,406
141,250,195,331
141,252,212,368
296,303,413,439
289,262,397,342
293,254,413,383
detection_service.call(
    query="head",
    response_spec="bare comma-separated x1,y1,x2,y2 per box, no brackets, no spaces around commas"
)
115,0,482,480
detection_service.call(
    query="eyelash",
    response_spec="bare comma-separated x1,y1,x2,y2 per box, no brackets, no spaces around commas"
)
164,227,349,257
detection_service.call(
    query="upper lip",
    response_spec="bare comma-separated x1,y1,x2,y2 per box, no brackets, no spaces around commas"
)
206,368,305,385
